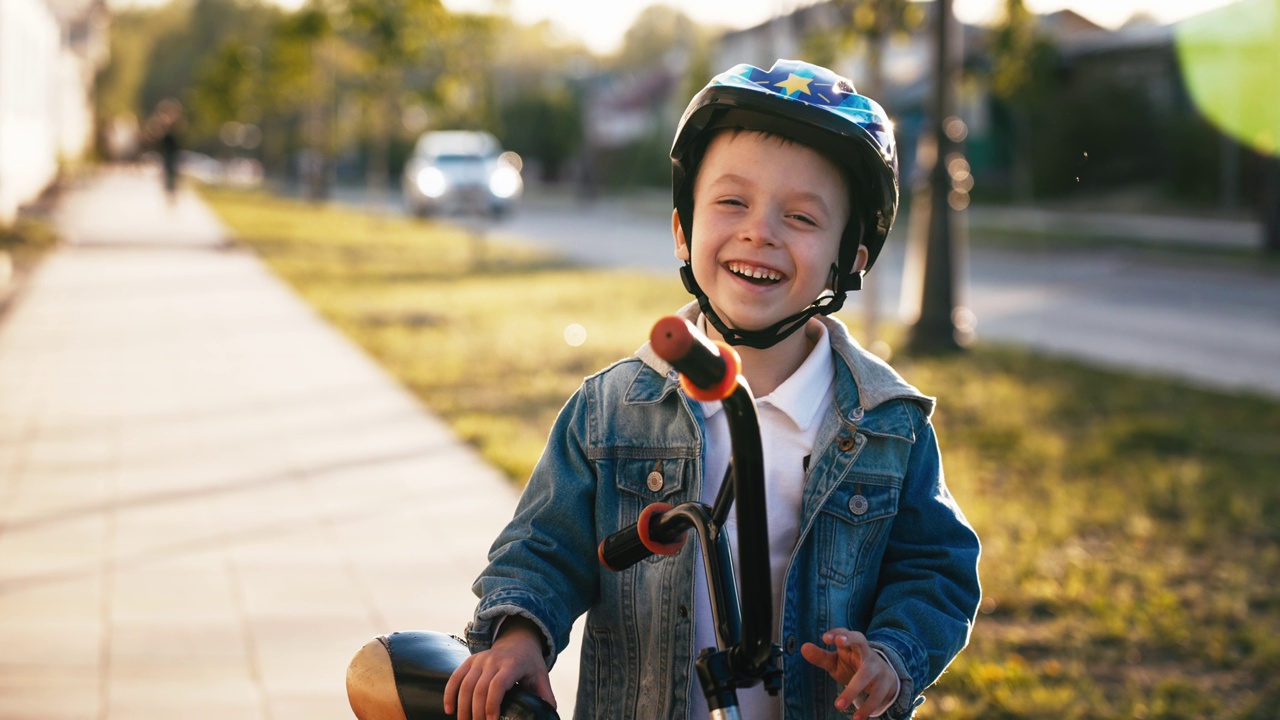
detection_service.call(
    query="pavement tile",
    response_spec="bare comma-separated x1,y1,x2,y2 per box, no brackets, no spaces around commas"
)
109,556,237,623
267,695,354,720
108,620,249,666
0,670,99,720
0,620,101,669
0,516,107,581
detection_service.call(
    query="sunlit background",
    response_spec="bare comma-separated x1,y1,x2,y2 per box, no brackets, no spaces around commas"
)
1,1,1278,719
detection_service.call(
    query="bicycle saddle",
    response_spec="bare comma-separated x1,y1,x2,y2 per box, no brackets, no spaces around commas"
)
346,630,559,720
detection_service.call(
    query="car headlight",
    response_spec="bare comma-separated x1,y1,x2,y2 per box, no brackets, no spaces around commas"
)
416,167,448,198
488,165,523,200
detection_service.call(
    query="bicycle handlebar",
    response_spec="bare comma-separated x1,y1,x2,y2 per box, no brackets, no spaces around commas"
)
599,316,782,711
650,315,741,402
597,317,741,572
597,502,686,571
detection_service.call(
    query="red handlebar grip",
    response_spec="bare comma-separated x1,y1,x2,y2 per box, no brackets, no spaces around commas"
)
650,316,697,362
636,502,685,556
598,502,686,572
679,344,740,402
649,316,741,401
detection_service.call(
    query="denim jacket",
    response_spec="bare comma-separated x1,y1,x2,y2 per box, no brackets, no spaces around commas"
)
467,304,981,720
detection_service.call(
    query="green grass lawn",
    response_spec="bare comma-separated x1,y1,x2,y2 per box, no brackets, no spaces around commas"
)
205,188,1280,720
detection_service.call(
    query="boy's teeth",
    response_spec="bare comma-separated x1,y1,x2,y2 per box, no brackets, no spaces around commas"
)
729,262,781,281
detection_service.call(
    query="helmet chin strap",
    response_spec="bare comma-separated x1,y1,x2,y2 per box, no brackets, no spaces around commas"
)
679,263,856,350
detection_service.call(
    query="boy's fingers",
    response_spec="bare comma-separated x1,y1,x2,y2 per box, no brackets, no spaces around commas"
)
481,666,517,717
469,666,500,720
455,664,480,720
834,632,872,670
835,668,872,710
527,672,558,708
485,672,509,720
444,655,475,715
841,664,896,720
850,683,894,720
799,642,838,673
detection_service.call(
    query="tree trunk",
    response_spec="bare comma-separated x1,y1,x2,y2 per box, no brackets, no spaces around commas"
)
907,0,964,354
862,33,886,350
306,40,331,202
367,88,391,212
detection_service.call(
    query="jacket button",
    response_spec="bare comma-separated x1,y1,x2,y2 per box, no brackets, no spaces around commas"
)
646,471,664,492
838,435,857,452
679,605,688,618
785,635,797,654
849,494,869,515
851,407,865,421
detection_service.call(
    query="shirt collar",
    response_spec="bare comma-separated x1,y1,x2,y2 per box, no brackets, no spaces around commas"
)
698,316,835,432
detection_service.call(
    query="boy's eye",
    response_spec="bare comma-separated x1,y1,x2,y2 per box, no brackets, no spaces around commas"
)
789,213,819,226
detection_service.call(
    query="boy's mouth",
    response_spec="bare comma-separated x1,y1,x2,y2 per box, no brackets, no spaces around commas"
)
726,261,784,286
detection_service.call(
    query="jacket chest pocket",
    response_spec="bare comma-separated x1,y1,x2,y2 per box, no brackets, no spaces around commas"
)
612,456,690,517
817,480,900,583
610,457,691,567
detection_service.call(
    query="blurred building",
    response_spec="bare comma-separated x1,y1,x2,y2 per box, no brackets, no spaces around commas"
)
711,2,1223,199
0,0,108,224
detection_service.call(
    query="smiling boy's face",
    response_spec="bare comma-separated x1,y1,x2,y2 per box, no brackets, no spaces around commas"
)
674,130,861,335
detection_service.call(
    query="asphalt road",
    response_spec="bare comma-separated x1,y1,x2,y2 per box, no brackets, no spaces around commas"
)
326,186,1280,399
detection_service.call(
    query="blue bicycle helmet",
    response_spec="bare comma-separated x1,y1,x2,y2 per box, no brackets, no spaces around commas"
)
671,59,900,348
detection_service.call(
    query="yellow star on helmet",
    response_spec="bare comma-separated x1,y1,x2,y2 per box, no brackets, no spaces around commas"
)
775,73,813,96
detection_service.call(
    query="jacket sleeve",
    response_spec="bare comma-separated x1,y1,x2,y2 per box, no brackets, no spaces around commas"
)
865,416,981,720
465,384,599,668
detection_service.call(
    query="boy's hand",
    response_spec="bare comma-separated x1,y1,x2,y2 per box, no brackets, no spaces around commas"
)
800,629,899,720
443,617,556,720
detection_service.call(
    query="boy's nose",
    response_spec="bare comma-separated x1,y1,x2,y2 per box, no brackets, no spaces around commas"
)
738,210,780,247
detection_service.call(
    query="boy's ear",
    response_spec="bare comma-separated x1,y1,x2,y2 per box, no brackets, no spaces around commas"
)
673,209,690,262
853,245,869,273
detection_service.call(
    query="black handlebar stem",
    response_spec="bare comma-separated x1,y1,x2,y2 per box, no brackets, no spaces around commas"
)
605,317,785,712
718,385,774,675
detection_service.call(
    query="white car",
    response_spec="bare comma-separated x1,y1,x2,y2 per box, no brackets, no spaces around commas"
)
401,130,523,218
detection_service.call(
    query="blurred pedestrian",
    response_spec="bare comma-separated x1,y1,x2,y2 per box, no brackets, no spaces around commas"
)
148,99,184,204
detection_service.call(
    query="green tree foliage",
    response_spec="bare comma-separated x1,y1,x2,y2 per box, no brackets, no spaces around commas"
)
986,0,1058,200
189,40,261,142
141,0,281,135
339,0,498,183
823,0,926,96
989,0,1038,101
483,18,592,182
98,0,727,189
259,5,350,192
498,89,581,182
95,4,188,124
95,0,284,153
609,4,701,72
590,6,716,190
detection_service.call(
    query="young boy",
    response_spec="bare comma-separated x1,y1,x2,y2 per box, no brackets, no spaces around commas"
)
445,59,980,720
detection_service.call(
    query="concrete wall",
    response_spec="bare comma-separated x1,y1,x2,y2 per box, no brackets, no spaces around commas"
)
0,0,74,225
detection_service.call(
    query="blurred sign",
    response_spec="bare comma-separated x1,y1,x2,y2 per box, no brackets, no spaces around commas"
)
1176,0,1280,157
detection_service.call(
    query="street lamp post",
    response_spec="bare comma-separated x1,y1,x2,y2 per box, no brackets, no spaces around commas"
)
907,0,967,353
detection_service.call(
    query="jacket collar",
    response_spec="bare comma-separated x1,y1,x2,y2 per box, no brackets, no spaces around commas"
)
631,302,934,421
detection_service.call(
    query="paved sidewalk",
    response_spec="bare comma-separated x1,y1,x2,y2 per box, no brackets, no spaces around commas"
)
0,167,578,719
